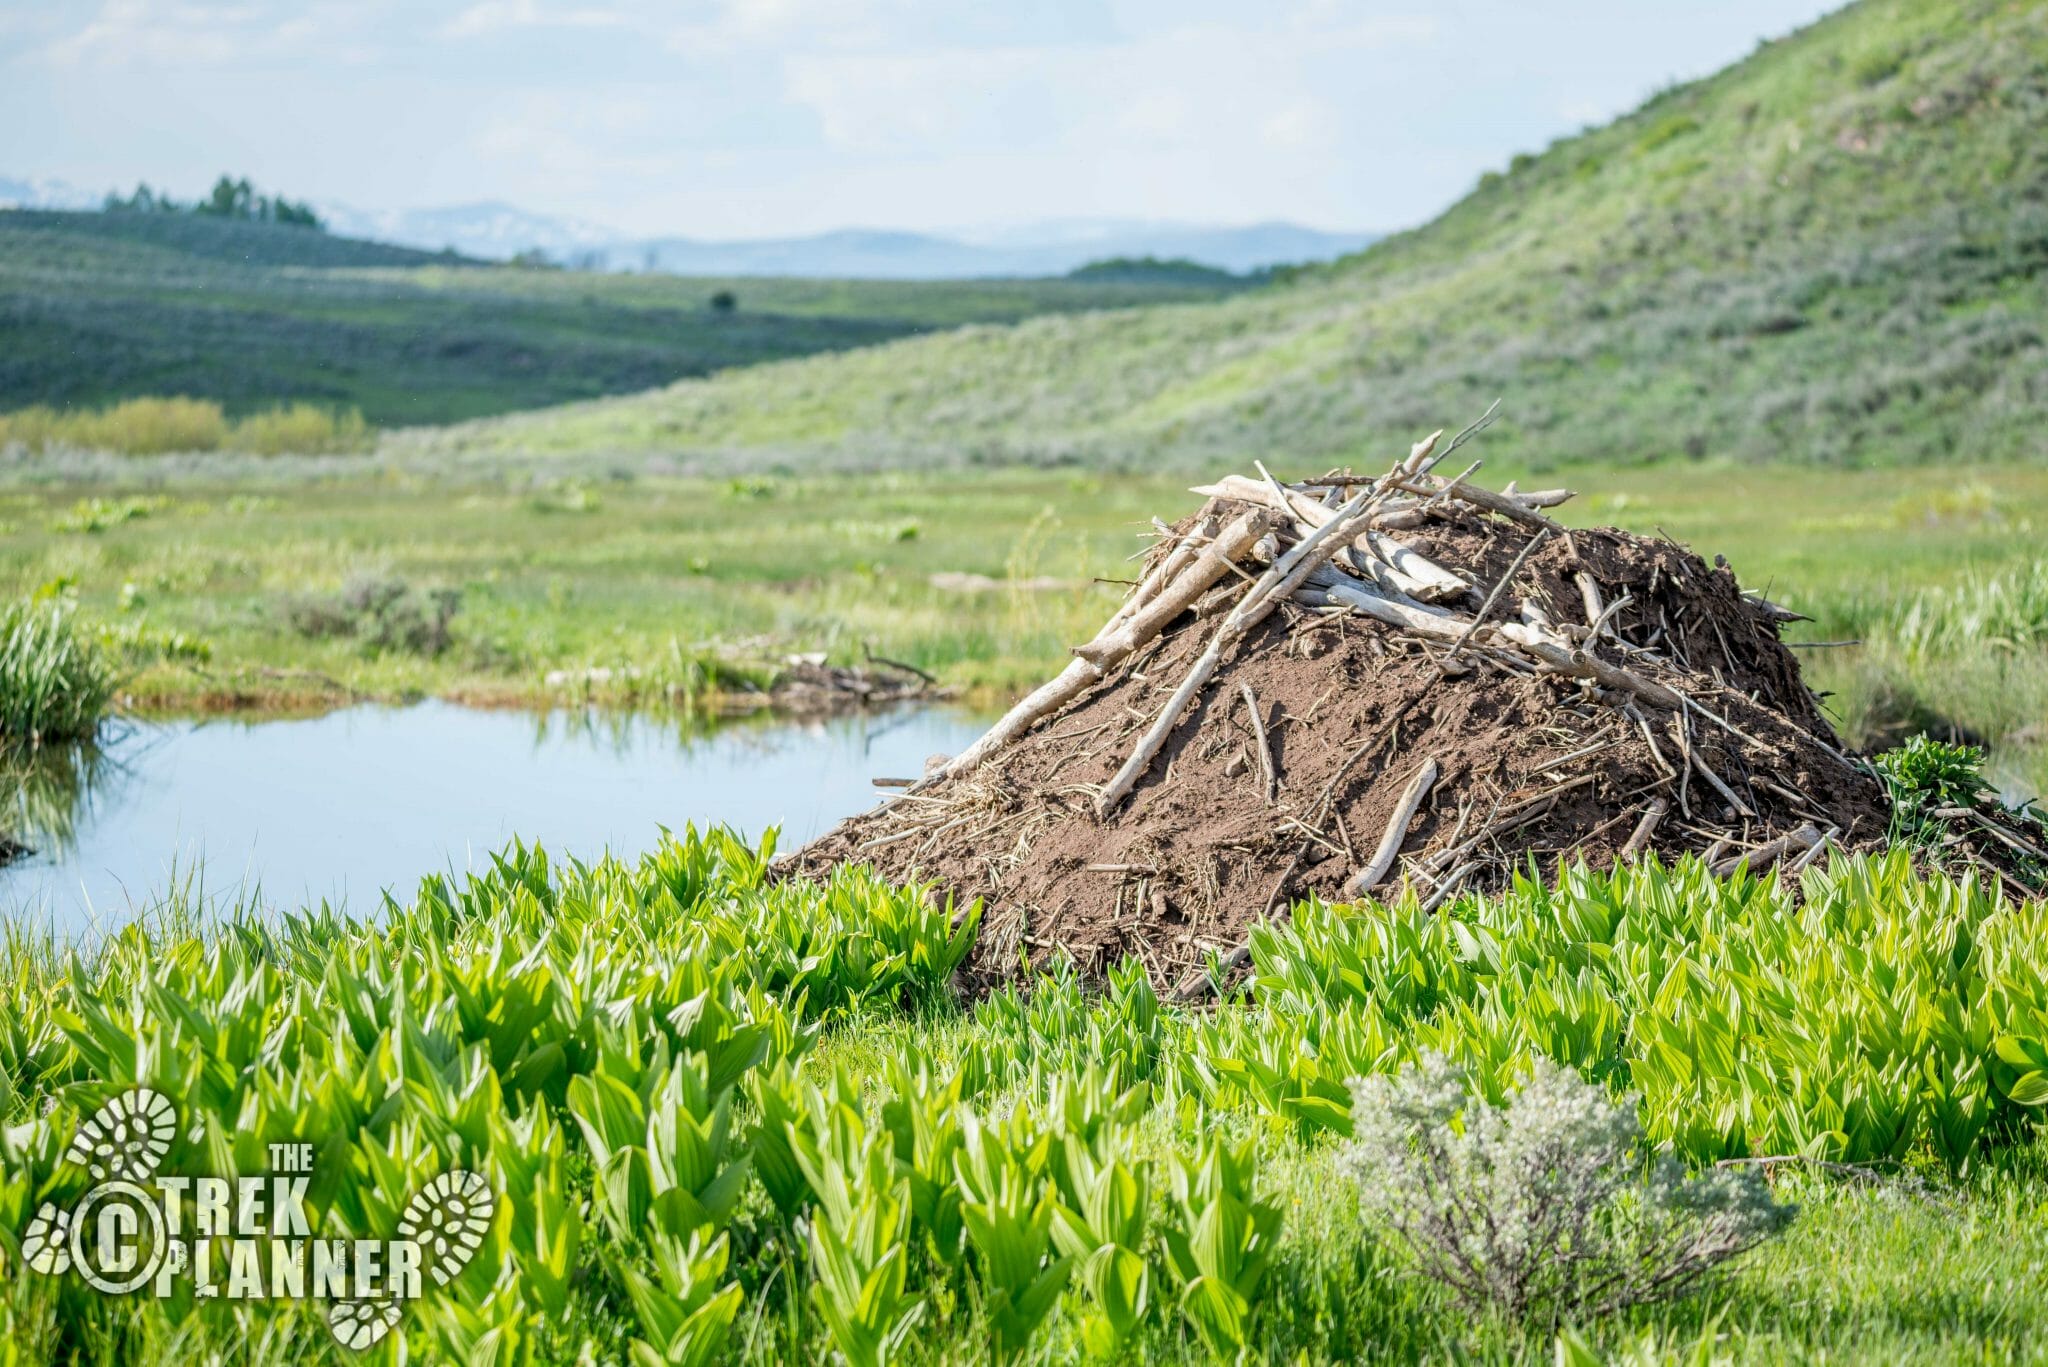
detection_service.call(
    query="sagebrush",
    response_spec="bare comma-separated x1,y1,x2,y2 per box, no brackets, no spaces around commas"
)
1339,1054,1793,1322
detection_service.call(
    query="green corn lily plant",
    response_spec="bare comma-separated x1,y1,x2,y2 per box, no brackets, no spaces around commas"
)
620,1230,745,1367
878,1058,971,1258
1045,1092,1153,1358
789,1086,925,1367
644,1054,753,1237
1159,1136,1282,1359
952,1108,1073,1360
744,1060,814,1218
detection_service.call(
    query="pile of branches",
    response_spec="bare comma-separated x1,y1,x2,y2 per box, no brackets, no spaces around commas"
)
797,421,2039,993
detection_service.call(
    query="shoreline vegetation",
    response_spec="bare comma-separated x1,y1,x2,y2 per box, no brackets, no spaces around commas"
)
0,456,2041,796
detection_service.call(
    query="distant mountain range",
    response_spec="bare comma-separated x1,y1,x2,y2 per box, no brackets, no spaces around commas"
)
314,200,622,263
612,221,1376,279
0,175,1372,278
0,175,99,212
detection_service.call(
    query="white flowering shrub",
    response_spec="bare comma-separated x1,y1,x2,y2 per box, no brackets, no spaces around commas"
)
1337,1054,1794,1323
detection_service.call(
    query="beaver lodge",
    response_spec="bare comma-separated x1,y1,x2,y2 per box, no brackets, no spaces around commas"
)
795,420,2045,996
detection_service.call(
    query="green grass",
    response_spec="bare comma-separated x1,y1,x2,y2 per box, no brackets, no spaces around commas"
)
1,832,2044,1364
0,210,1251,429
403,0,2048,472
0,600,115,746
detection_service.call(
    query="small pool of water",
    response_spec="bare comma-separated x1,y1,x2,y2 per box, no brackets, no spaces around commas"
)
1,701,991,934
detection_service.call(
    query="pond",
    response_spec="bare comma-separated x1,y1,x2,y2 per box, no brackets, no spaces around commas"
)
0,701,993,934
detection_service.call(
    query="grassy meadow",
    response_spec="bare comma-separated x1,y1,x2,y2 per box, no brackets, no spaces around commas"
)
0,454,2041,797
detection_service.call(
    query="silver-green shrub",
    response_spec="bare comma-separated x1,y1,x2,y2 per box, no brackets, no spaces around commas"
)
1337,1054,1794,1323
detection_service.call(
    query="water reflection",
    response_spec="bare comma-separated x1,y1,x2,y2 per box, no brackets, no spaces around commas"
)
0,701,991,933
2,735,129,861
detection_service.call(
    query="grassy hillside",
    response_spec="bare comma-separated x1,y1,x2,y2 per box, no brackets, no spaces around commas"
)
0,210,1249,427
410,0,2047,470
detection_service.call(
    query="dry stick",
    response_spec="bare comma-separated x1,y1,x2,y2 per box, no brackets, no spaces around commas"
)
1756,775,1827,816
1688,746,1758,819
1364,529,1471,600
1095,479,1398,819
1579,805,1639,848
1683,690,1858,773
1175,941,1253,1002
1576,570,1606,630
1190,474,1465,602
1252,458,1296,517
1710,822,1821,878
1620,798,1671,858
1541,728,1618,773
863,646,939,685
1295,567,1459,629
1443,528,1551,666
1785,826,1840,875
1494,622,1686,710
1104,504,1218,633
1424,799,1475,873
1966,810,2048,863
1278,816,1347,858
1348,757,1440,894
1422,458,1484,510
1396,473,1565,532
1630,704,1677,777
1421,861,1481,914
1583,592,1635,647
1075,508,1274,669
1298,405,1497,489
1241,683,1277,803
932,507,1272,785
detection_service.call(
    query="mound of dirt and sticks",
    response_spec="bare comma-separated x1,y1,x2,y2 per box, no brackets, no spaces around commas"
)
795,424,2045,997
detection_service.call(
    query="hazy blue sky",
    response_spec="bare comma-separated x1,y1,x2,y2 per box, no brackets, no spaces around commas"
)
1,0,1842,238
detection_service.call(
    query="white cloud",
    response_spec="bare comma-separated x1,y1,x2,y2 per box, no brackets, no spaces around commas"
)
440,0,627,40
1117,89,1191,143
38,0,378,67
11,0,1847,239
782,48,1063,153
1261,98,1330,150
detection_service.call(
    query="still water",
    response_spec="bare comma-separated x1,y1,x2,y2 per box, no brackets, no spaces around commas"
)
0,701,991,933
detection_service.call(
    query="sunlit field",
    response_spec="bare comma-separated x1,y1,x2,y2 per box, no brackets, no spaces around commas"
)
1,456,2040,794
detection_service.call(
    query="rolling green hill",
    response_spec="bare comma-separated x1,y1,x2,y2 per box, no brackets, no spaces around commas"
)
410,0,2047,470
0,210,1250,427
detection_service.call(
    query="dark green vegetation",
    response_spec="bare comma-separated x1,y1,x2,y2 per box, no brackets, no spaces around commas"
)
0,210,1248,427
1,833,2043,1363
1064,256,1254,286
412,0,2048,470
104,174,324,230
